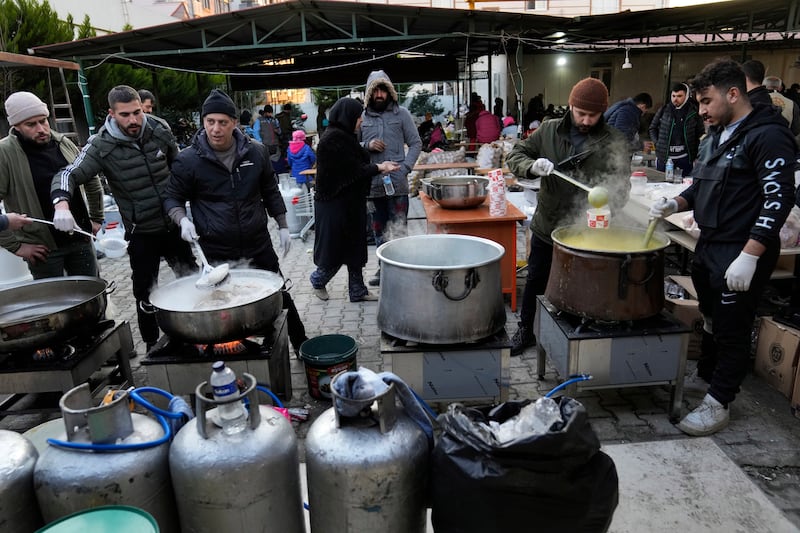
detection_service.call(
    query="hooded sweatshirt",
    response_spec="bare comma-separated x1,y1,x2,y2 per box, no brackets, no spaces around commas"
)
360,69,422,197
287,131,316,185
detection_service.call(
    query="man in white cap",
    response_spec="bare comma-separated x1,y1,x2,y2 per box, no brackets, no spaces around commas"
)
0,91,103,278
51,85,196,350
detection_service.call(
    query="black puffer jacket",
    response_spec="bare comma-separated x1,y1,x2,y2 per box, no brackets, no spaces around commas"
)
680,104,797,247
648,102,705,164
164,129,286,268
52,115,177,235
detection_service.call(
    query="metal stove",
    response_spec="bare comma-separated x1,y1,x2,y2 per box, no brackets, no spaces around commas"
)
141,310,291,399
0,320,135,415
381,328,511,405
534,295,689,420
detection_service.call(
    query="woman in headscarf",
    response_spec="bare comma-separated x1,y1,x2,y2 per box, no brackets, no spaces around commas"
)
309,97,398,302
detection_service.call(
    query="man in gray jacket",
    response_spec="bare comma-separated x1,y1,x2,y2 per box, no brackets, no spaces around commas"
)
360,69,422,286
51,85,196,350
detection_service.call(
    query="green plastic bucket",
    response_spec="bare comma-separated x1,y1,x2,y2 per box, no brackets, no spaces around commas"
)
36,506,158,532
299,334,358,400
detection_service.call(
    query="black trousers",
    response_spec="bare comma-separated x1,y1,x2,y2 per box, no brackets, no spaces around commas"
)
127,230,197,344
519,232,554,328
692,239,779,405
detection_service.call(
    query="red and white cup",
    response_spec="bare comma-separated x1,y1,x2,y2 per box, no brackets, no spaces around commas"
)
587,207,611,229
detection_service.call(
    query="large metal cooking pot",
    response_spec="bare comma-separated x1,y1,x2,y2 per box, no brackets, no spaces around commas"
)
377,235,505,344
422,176,489,209
0,276,109,352
148,269,284,343
546,225,670,321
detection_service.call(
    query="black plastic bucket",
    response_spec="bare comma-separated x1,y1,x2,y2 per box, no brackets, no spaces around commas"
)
299,335,358,400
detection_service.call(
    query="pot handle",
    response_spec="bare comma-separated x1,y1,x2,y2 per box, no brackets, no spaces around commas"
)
281,277,294,292
105,280,117,295
618,254,657,299
432,268,481,301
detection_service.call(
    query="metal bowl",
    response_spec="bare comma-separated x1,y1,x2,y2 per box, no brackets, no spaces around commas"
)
423,175,489,209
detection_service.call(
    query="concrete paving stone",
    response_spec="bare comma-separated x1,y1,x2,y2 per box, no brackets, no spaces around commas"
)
574,395,614,418
618,389,668,415
589,418,625,442
637,413,685,437
605,405,650,427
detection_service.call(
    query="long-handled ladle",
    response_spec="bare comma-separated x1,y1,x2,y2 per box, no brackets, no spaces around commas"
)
551,169,609,209
192,238,230,289
27,217,96,240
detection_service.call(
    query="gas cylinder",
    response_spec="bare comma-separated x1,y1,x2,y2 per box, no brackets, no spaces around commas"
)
169,373,305,533
0,430,43,532
33,384,179,532
305,379,429,533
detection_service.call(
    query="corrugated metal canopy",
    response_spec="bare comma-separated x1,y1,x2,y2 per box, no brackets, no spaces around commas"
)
31,0,799,89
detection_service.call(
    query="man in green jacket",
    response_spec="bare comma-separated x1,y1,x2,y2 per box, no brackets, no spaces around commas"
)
0,91,104,278
506,78,631,355
51,85,196,350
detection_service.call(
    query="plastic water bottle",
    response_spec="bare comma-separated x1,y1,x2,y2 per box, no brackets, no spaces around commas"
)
382,175,395,196
209,361,247,435
665,158,674,183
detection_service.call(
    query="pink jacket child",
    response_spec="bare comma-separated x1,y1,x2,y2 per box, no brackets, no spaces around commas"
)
287,130,317,185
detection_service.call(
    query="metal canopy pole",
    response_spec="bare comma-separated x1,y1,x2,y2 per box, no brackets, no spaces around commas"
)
77,60,95,136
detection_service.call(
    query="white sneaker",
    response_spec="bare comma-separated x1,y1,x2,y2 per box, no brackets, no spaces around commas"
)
677,394,729,436
683,368,709,396
313,287,329,301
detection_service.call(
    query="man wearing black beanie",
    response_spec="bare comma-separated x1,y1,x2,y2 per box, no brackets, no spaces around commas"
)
164,89,308,353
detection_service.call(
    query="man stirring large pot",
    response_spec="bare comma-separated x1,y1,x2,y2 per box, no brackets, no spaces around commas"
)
163,90,308,355
505,78,631,356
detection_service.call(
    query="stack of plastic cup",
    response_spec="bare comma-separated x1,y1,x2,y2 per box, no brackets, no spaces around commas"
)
488,169,507,217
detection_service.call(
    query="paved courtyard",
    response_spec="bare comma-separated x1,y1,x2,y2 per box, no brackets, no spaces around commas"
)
2,198,800,529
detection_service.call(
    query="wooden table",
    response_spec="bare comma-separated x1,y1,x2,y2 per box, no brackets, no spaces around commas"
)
420,192,526,311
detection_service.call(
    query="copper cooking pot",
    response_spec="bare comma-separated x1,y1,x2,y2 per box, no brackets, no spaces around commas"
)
546,225,671,321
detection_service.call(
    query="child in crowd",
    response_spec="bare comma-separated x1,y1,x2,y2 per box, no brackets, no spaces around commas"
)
287,130,316,189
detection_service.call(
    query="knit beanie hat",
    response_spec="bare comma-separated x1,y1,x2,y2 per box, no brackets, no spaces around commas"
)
568,78,609,113
292,130,306,142
5,91,49,126
202,89,236,118
503,116,515,127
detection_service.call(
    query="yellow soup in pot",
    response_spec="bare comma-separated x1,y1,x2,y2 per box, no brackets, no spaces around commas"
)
553,226,668,253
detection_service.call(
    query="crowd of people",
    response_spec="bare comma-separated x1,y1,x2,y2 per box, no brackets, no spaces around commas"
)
3,58,800,441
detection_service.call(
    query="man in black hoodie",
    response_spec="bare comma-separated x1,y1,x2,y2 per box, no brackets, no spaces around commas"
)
741,59,773,108
649,59,796,436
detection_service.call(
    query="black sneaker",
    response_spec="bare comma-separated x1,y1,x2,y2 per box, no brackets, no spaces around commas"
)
510,325,535,356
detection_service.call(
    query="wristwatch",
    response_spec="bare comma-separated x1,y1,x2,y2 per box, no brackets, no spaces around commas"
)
52,196,70,205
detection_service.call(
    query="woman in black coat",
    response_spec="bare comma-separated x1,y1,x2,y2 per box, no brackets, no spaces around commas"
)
309,97,398,302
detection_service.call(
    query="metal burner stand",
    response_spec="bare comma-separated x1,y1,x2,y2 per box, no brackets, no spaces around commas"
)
534,296,689,421
0,321,135,415
142,310,290,399
381,328,511,405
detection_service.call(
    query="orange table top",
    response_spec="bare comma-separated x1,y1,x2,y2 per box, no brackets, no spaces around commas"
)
420,192,525,224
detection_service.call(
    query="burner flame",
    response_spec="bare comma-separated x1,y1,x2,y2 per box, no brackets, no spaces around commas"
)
196,340,247,356
33,347,55,362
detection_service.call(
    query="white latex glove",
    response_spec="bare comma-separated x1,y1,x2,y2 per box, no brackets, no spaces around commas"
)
179,217,198,242
529,158,554,177
53,208,76,232
280,228,291,257
724,251,759,292
649,198,679,219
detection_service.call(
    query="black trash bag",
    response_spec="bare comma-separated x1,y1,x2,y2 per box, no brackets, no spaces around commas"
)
430,397,618,533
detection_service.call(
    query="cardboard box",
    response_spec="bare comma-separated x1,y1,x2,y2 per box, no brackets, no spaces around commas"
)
792,364,800,419
663,275,703,359
755,317,800,398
